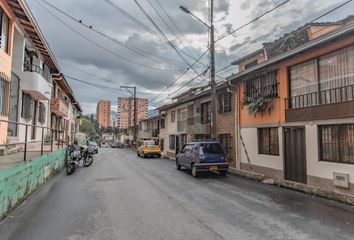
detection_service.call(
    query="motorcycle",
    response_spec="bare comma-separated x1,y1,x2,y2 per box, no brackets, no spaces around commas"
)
67,144,95,175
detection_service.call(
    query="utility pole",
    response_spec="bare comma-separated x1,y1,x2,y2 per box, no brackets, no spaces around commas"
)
209,0,217,140
120,86,137,148
180,2,217,139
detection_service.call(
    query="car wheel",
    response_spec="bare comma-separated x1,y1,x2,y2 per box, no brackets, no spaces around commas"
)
191,164,198,178
176,158,181,170
157,154,161,158
219,170,227,176
137,151,140,157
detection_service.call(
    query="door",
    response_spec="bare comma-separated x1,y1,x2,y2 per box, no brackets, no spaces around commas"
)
7,72,20,136
284,127,307,184
31,101,37,139
201,101,210,123
175,135,180,154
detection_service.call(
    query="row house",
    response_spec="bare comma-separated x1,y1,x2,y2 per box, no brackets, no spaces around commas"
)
157,85,237,167
0,0,81,151
228,17,354,196
138,115,160,140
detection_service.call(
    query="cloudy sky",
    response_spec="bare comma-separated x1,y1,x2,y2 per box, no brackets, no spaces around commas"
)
26,0,354,114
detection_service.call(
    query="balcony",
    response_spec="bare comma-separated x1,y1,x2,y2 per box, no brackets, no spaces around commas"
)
177,120,187,133
152,129,159,137
187,115,211,135
51,97,69,117
21,64,51,100
285,84,354,122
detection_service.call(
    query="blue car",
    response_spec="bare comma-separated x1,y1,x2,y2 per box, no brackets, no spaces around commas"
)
176,141,229,177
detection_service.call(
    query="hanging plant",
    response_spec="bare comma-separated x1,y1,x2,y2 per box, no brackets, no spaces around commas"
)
241,96,274,115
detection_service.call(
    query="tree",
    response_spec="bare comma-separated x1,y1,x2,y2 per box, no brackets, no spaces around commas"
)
80,117,98,140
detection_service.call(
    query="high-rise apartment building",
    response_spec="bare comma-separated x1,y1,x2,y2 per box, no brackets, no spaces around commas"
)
96,100,111,128
118,97,148,129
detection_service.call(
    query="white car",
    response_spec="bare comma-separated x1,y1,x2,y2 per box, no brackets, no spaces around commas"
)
101,142,109,148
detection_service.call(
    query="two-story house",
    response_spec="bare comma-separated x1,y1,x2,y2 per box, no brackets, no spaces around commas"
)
138,115,160,140
228,16,354,196
157,84,237,167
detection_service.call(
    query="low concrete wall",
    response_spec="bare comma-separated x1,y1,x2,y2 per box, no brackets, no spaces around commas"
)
0,148,67,219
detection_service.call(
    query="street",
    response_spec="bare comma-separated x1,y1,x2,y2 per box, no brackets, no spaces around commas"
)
0,148,353,240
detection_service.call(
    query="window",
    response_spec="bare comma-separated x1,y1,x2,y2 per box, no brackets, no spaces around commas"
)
160,118,165,129
160,139,164,151
194,134,210,141
200,143,224,154
258,128,279,155
169,135,175,150
38,102,46,124
245,71,278,99
21,93,34,120
218,93,232,113
289,45,354,108
171,110,175,123
319,124,354,164
0,73,10,116
0,7,10,53
219,134,232,159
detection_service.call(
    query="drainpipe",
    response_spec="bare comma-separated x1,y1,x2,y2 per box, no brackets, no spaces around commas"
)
235,85,241,170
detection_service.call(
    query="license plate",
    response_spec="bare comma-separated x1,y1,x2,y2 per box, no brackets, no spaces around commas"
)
209,166,218,171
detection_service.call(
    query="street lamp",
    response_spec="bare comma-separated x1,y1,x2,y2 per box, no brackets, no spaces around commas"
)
180,3,217,140
120,86,137,148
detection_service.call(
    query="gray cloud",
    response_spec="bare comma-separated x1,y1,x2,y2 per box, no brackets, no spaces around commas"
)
26,0,353,113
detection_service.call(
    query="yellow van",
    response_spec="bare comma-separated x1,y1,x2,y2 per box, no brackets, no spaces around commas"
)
137,140,161,158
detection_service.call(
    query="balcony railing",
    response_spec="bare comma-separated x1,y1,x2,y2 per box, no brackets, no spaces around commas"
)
24,63,50,82
177,120,187,133
187,115,211,125
152,129,159,137
286,84,354,109
51,98,69,117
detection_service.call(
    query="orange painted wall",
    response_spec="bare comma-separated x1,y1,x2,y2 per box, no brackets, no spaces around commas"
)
239,35,354,127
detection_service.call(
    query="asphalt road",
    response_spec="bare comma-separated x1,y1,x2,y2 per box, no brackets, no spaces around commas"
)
1,148,354,240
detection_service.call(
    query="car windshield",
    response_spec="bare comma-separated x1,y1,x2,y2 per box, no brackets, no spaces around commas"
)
199,143,224,154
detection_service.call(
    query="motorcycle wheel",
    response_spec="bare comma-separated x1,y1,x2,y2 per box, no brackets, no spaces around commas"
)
83,155,94,167
66,162,76,175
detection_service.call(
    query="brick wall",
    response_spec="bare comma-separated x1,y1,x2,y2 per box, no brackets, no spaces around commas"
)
0,148,67,219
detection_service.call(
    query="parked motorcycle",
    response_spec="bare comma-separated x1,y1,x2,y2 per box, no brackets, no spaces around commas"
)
67,142,95,175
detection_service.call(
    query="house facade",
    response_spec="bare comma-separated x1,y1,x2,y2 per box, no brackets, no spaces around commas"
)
157,85,237,167
228,19,354,196
138,115,160,140
0,0,81,151
0,0,14,145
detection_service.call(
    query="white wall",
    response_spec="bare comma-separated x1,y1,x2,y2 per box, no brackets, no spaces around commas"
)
240,127,284,171
304,119,354,184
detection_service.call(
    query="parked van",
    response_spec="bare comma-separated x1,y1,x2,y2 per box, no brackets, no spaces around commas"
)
176,141,229,177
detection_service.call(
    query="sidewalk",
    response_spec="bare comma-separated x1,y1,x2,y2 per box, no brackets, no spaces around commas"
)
0,145,66,170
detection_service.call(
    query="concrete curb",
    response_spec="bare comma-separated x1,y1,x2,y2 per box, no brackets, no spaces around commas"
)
228,167,354,206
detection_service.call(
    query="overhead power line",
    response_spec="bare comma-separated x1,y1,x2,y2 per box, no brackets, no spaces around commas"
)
216,0,291,42
150,48,210,103
103,0,209,69
65,75,167,97
154,0,201,59
133,0,201,76
34,0,178,72
39,0,186,69
215,0,352,77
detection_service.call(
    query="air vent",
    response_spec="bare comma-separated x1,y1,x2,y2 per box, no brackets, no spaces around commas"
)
333,172,350,189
